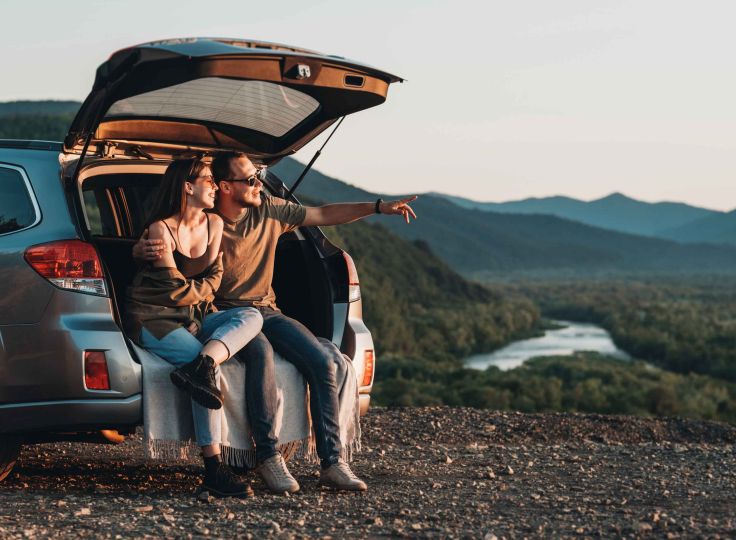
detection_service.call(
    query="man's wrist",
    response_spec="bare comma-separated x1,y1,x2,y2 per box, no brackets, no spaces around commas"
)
375,198,383,214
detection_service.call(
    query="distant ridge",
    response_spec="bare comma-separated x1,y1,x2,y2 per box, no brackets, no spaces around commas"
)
659,210,736,246
431,191,722,239
0,100,81,116
0,100,81,141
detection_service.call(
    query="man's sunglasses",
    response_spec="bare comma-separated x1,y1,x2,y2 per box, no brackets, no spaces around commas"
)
222,167,267,186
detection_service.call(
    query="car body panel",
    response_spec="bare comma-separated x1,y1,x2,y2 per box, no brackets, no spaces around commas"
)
0,151,75,325
0,395,141,434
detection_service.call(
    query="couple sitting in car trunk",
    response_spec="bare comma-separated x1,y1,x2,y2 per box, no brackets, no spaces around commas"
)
124,151,417,497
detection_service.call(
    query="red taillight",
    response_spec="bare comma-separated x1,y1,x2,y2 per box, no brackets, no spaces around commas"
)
24,240,107,296
84,351,110,390
362,349,374,387
342,251,361,302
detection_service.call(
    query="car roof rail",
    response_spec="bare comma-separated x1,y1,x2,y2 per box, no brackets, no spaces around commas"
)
0,140,63,151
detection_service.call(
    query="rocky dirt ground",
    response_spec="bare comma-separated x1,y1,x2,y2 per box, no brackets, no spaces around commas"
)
1,407,735,539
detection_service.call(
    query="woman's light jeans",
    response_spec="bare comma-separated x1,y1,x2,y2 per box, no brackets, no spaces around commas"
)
140,307,263,447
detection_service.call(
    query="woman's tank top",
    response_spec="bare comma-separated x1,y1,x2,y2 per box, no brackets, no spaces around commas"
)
162,216,212,278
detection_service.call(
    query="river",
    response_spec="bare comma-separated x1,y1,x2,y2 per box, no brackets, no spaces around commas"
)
464,320,631,371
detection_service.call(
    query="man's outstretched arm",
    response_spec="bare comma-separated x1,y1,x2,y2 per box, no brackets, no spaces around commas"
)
301,196,418,227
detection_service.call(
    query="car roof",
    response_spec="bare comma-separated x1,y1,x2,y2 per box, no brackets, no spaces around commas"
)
0,140,62,152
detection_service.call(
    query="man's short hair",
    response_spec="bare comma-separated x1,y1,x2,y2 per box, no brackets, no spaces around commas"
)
212,151,247,182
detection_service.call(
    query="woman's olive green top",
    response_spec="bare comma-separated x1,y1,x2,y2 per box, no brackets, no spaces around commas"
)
124,256,223,344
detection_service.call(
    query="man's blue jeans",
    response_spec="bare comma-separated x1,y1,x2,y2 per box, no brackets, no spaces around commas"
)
238,307,342,468
140,307,263,447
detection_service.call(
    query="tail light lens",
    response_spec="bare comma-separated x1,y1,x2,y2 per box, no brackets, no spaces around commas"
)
24,240,107,296
343,252,361,302
84,351,110,390
362,349,375,387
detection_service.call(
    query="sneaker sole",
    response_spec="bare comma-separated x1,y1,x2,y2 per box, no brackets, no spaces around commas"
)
170,371,223,410
264,483,300,494
318,481,368,492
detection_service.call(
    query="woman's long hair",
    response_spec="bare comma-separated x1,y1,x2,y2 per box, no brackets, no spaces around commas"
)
145,158,208,229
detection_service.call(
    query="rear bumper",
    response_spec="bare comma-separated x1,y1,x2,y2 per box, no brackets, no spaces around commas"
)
0,394,142,435
359,394,371,416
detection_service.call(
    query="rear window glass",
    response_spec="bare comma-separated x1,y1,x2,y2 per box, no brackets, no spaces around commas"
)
0,166,37,234
105,78,320,137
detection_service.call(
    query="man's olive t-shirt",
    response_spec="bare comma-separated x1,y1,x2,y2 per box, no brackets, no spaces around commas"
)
215,194,306,310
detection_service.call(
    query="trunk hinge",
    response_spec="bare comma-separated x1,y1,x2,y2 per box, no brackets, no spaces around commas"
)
286,116,345,199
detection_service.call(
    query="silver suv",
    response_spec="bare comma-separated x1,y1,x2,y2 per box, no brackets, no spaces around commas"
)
0,38,401,482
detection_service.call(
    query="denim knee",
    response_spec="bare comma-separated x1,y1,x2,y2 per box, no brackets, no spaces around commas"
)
306,349,337,380
233,307,263,331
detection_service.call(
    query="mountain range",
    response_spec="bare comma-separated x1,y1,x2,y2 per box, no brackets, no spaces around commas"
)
273,159,736,277
431,192,735,246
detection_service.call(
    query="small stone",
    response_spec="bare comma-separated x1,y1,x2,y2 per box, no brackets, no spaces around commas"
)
227,513,235,520
506,466,515,475
74,508,91,516
135,506,153,513
270,521,281,533
197,491,213,503
445,456,453,464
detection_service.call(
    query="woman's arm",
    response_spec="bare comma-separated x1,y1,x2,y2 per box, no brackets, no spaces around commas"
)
147,221,176,268
166,254,223,305
140,254,224,307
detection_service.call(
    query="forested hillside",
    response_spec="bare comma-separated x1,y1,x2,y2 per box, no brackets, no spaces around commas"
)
323,220,539,363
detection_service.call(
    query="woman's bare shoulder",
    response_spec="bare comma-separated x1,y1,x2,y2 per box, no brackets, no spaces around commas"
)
208,213,224,230
148,220,174,245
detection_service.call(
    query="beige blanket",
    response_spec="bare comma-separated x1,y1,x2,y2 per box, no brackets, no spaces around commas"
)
133,337,361,467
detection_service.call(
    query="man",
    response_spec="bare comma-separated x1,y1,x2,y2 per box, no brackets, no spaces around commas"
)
136,152,416,493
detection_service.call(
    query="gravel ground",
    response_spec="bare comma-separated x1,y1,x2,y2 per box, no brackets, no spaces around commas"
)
2,406,736,538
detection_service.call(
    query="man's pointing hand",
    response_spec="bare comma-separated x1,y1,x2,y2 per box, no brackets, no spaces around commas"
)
380,196,418,224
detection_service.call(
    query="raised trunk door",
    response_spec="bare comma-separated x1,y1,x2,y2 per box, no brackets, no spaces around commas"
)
64,38,402,162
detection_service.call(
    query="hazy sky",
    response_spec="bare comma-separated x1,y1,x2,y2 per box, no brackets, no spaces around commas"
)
2,0,735,210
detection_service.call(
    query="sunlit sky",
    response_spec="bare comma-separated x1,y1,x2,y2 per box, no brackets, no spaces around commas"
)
2,0,735,210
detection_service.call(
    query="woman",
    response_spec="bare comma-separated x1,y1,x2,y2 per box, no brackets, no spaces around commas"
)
125,158,262,497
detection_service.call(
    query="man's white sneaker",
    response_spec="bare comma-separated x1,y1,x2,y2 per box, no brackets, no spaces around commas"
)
318,459,367,491
257,454,300,494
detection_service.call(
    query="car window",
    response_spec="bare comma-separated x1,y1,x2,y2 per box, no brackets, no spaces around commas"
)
82,190,104,235
0,166,38,235
105,78,320,137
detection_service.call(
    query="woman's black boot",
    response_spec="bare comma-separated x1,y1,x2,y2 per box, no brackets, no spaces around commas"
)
170,354,223,410
202,454,253,498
